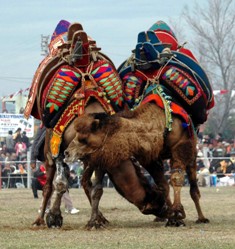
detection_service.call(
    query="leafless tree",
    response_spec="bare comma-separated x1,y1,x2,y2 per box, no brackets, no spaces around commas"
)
182,0,235,138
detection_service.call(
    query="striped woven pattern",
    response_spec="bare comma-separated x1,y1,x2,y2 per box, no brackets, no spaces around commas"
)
91,61,123,107
123,74,143,106
162,67,197,98
46,67,81,113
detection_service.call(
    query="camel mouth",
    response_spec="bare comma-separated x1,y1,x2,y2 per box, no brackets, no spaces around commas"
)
63,149,90,163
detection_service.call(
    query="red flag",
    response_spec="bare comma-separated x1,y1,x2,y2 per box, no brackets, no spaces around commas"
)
220,90,228,94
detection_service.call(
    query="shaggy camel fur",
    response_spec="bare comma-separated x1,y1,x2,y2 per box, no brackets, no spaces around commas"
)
33,101,109,228
65,102,209,226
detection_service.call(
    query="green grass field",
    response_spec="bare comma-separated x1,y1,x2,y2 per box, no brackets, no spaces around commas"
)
0,186,235,249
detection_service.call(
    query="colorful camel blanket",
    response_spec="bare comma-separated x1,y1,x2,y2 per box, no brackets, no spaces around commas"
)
24,20,71,120
45,58,124,157
141,84,194,137
118,20,214,126
42,59,123,128
24,20,124,158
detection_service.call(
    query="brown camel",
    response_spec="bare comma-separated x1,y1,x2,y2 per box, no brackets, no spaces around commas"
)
25,21,125,228
64,102,210,226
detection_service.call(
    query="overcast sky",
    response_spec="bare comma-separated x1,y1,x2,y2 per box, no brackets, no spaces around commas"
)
0,0,206,97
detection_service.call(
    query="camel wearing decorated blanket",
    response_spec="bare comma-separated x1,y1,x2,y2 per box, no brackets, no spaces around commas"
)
24,20,126,228
64,102,209,227
25,20,169,229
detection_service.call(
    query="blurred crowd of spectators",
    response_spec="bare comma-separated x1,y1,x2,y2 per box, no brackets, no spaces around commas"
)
195,133,235,187
1,128,235,188
0,128,31,188
160,133,235,187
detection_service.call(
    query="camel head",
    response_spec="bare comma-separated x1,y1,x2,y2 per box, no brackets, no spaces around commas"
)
64,112,110,163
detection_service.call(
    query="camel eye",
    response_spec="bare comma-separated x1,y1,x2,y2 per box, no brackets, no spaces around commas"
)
79,138,87,144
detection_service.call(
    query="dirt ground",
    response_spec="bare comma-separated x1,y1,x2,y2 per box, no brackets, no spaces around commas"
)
0,186,235,249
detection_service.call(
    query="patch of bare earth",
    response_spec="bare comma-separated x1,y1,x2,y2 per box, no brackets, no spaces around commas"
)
0,187,235,249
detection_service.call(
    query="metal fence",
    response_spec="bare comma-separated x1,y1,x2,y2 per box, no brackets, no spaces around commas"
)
0,156,235,189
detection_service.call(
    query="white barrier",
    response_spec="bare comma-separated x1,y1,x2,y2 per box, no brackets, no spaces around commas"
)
0,156,234,189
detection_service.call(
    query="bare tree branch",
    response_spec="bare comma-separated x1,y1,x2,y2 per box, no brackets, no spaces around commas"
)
183,0,235,137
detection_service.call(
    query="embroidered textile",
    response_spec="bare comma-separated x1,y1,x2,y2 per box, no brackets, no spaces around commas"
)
91,60,123,108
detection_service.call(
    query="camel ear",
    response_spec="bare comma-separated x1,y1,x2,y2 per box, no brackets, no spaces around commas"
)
91,119,100,132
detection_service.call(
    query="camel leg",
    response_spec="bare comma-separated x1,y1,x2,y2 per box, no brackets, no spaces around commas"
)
82,163,109,230
144,160,171,205
166,165,186,226
81,163,93,204
186,160,209,224
87,168,108,229
107,160,168,218
32,160,55,226
46,155,69,228
142,159,172,221
166,140,196,226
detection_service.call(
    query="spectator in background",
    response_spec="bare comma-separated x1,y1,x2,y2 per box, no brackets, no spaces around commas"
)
1,144,8,155
10,152,18,162
0,153,6,163
15,140,27,161
215,133,223,143
21,131,30,150
5,130,15,153
209,152,223,174
30,125,46,164
216,159,235,186
1,161,16,187
16,163,27,174
1,162,13,183
207,143,214,163
68,170,79,188
202,141,210,168
197,159,210,187
13,128,22,144
31,163,46,198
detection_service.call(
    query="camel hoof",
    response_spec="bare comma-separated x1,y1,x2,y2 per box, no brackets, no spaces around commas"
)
46,211,63,228
165,218,186,227
85,217,109,230
153,217,167,222
168,206,186,221
32,218,46,227
86,222,105,230
196,218,210,224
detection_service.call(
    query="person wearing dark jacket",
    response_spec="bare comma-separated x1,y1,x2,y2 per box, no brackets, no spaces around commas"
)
5,130,15,153
21,131,31,149
31,163,47,198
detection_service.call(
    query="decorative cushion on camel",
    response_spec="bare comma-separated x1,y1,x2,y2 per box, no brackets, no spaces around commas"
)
24,20,71,120
118,20,214,126
42,65,82,127
91,59,124,109
148,20,178,51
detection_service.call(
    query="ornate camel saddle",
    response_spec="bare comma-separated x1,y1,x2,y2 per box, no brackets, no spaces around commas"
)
118,20,214,126
142,84,194,137
24,20,124,158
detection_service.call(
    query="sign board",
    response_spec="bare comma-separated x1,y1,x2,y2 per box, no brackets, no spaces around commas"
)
0,113,34,137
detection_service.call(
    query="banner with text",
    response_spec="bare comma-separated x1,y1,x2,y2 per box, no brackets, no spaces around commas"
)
0,113,34,137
